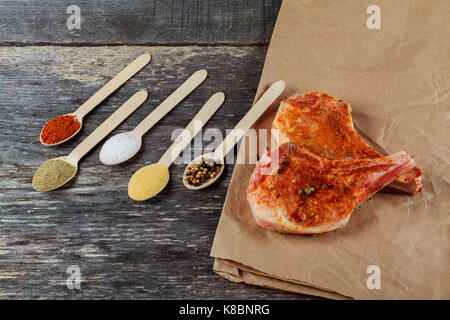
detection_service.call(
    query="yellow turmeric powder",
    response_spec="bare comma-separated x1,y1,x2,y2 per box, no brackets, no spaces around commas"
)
128,163,169,200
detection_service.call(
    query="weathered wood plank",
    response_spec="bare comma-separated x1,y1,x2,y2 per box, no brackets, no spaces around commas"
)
0,0,282,45
0,46,314,299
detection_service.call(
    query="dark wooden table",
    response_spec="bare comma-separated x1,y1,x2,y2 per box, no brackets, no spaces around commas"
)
0,0,314,299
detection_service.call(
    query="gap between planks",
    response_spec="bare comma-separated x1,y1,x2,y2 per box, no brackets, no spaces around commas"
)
0,41,270,48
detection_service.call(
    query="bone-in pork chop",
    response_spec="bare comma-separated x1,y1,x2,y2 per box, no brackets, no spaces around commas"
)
247,143,415,234
272,92,422,195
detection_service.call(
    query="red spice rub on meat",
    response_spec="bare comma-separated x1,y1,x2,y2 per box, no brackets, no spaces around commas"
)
247,143,415,234
272,91,422,195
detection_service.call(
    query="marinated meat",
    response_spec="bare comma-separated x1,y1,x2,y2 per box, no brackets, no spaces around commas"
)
272,91,422,195
247,143,415,234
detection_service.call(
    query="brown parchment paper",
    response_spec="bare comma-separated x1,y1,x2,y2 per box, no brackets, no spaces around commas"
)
211,0,450,299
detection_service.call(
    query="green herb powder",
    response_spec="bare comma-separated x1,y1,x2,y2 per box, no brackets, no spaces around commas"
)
32,159,76,191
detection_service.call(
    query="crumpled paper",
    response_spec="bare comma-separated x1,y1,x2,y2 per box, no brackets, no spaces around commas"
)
211,0,450,299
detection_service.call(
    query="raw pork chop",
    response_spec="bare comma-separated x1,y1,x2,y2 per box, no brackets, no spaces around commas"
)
272,91,422,195
247,143,415,234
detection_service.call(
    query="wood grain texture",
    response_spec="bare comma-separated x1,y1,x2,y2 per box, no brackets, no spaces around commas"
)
0,46,313,299
0,0,282,45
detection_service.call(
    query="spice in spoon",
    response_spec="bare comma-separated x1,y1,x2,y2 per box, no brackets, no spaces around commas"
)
32,159,77,191
99,133,141,165
41,115,81,144
128,163,169,200
184,157,222,187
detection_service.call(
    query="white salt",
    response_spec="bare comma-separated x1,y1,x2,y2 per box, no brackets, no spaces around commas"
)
99,133,141,165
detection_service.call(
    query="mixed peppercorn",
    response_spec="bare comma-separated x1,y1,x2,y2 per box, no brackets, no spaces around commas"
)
184,157,222,186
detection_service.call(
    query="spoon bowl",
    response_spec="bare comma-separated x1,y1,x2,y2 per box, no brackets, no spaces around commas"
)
40,112,83,146
183,153,225,190
128,163,170,201
32,156,79,192
99,131,142,165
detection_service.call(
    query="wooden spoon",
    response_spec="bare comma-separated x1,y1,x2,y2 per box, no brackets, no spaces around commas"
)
183,80,285,190
32,90,148,191
40,53,151,146
99,69,208,165
128,92,225,201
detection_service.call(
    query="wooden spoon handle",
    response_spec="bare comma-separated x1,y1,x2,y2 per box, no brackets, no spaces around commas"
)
74,54,151,118
158,92,225,167
215,80,285,159
132,69,207,137
67,90,148,163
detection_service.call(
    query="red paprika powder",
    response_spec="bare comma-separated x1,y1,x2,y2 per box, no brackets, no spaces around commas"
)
41,114,81,144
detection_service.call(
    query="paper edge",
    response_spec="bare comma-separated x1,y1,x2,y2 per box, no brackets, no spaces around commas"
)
213,258,352,300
